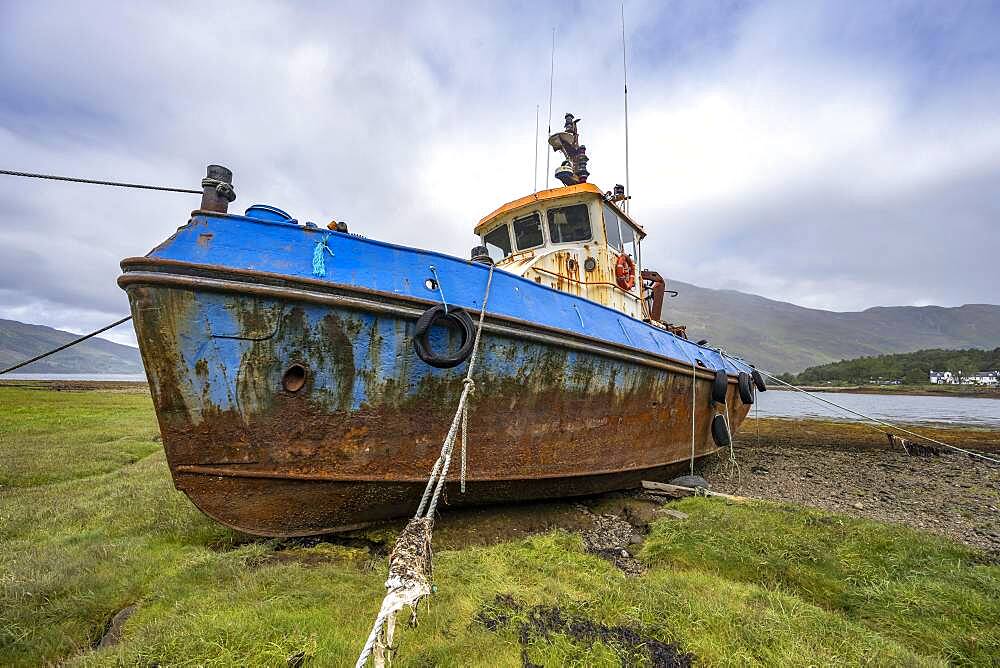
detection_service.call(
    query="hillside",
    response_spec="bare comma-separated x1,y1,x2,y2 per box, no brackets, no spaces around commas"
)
664,280,1000,373
0,318,142,374
791,348,1000,385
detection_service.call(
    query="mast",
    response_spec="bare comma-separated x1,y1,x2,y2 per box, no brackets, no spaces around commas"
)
621,2,631,214
545,27,556,189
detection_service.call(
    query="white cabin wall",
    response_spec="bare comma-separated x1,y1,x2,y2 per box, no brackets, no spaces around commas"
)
492,196,644,319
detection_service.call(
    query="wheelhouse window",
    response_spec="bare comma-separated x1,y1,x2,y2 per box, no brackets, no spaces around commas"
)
603,203,622,250
603,202,640,267
620,222,638,264
483,224,512,261
547,203,591,243
512,212,543,251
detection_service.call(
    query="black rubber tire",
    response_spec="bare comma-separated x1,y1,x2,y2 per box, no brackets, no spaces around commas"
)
711,414,731,447
412,304,476,368
738,372,754,405
751,368,767,392
711,369,728,404
668,474,710,490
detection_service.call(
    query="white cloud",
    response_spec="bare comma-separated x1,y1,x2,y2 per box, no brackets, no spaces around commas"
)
0,0,997,345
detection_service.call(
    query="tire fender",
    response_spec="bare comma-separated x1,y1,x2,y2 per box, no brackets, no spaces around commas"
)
738,372,754,405
711,369,728,404
412,304,476,369
711,414,731,447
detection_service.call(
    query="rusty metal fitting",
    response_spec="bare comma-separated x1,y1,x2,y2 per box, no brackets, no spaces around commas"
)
200,165,236,213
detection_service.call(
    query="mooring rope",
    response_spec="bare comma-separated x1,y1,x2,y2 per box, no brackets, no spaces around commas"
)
747,365,1000,466
718,395,742,489
355,264,495,668
754,397,760,450
0,316,133,375
689,357,697,475
0,168,202,194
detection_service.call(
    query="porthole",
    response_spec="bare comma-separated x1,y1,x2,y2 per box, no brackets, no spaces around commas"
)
424,278,438,291
282,364,307,393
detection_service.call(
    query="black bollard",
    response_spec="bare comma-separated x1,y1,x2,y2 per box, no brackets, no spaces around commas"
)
200,164,236,213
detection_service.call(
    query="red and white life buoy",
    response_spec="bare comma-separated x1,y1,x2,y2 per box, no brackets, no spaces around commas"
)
615,254,636,291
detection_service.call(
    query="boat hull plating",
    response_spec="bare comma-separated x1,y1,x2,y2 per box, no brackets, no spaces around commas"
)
121,262,751,536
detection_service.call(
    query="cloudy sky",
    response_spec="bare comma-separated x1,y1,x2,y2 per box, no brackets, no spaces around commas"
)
1,1,998,346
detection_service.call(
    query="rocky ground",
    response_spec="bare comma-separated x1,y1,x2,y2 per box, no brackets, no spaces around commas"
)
409,418,1000,569
701,420,1000,556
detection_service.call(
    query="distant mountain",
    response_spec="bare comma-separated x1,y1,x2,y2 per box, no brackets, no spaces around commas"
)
663,281,1000,374
0,318,143,374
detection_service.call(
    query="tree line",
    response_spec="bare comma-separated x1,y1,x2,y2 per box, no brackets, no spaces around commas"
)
782,348,1000,385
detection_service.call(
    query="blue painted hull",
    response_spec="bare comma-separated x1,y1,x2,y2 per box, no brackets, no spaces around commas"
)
120,210,755,536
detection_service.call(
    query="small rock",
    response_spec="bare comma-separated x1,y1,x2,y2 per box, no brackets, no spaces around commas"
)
669,474,710,489
853,502,865,510
657,509,689,520
97,605,137,649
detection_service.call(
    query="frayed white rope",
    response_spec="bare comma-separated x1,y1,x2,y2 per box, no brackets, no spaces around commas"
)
356,265,495,668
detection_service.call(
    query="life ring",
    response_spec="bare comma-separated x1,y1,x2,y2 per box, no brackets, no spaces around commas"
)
751,368,767,392
412,304,476,368
615,254,636,290
738,372,754,404
711,414,731,447
711,369,728,404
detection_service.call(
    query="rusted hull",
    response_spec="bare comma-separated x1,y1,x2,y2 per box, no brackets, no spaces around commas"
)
121,260,752,537
175,461,699,537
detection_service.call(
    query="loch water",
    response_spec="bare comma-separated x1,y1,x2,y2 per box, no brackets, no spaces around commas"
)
754,389,999,428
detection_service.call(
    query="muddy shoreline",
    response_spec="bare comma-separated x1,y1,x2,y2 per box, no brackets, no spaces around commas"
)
356,417,1000,563
701,418,1000,555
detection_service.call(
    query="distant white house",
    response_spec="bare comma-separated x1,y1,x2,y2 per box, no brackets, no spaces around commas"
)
929,370,999,385
968,371,1000,386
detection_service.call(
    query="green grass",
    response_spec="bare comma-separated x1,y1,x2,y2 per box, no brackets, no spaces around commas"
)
1,385,998,666
0,385,160,486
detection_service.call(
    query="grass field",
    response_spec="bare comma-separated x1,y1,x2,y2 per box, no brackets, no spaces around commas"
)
1,384,998,666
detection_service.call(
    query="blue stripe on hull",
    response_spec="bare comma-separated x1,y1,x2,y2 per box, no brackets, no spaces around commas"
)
149,212,753,377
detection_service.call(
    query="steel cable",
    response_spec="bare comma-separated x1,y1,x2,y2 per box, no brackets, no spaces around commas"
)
0,316,133,375
751,365,1000,466
0,169,201,194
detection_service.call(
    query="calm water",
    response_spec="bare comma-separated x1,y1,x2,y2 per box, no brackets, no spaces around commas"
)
755,389,1000,428
1,373,147,382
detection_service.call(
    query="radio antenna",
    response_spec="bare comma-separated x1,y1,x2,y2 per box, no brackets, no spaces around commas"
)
533,104,540,192
620,2,630,213
545,27,556,189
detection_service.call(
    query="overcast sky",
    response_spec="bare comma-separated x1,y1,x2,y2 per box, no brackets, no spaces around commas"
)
1,1,998,346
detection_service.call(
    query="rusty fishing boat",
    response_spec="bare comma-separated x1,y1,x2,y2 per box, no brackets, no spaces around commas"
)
120,114,763,537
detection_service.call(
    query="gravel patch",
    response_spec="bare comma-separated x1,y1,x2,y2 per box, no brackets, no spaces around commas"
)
577,504,646,576
702,439,1000,556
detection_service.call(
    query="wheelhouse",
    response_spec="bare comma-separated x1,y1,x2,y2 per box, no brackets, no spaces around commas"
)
470,111,684,333
474,183,647,320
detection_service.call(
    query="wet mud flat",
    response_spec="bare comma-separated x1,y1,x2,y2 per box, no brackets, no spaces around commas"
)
0,379,150,393
701,417,1000,555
